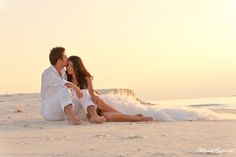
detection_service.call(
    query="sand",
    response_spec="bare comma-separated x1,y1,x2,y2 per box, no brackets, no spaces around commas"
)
0,93,236,157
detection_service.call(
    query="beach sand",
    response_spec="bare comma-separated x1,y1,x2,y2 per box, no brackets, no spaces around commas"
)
0,93,236,157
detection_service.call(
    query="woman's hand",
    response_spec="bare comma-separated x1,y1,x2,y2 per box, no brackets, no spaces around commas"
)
95,90,101,95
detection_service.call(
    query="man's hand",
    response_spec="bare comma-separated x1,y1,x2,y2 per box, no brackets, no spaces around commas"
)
64,82,83,98
76,88,83,98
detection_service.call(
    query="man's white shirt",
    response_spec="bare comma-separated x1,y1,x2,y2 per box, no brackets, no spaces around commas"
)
40,65,68,113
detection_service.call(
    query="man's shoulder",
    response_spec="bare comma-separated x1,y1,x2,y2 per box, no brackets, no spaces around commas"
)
42,66,53,75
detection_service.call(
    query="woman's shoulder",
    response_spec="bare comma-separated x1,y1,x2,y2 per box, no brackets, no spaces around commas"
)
85,76,93,81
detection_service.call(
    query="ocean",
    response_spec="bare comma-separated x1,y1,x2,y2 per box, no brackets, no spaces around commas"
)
150,96,236,110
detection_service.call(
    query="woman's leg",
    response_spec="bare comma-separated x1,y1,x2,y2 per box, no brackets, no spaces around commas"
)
100,111,153,122
96,98,121,113
96,98,145,118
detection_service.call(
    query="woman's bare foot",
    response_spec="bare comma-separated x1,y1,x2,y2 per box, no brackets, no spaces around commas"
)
89,115,106,124
135,114,144,117
141,117,153,122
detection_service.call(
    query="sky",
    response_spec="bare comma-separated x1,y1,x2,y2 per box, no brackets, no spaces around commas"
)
0,0,236,100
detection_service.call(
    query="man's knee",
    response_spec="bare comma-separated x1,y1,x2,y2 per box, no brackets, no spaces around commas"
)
81,90,90,98
64,104,73,112
87,105,96,111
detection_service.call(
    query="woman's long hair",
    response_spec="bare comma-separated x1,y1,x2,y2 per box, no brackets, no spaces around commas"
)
67,56,92,89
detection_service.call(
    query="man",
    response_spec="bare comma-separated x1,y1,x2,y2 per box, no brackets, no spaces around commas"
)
40,47,106,125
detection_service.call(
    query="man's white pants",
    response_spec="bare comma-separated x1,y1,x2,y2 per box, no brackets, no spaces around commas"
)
42,87,96,121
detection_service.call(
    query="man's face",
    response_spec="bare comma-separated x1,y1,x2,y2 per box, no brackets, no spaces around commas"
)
60,52,68,67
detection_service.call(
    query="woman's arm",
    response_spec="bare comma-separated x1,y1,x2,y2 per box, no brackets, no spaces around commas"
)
86,76,96,96
86,76,120,113
86,76,100,103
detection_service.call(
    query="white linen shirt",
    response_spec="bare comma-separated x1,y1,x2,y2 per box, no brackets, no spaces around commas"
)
40,65,69,113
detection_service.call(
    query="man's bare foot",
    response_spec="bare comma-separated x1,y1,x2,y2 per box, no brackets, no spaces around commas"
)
64,104,81,125
67,114,81,125
89,115,106,124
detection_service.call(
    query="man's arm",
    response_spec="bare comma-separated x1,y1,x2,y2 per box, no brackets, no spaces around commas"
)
64,82,83,98
43,70,83,98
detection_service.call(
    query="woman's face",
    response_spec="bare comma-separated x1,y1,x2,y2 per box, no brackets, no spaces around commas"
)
66,60,75,75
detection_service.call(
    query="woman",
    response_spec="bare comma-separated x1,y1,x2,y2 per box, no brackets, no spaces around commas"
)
66,56,153,122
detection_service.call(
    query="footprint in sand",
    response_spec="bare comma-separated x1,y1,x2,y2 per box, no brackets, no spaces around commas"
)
124,135,145,139
94,134,111,138
14,108,23,113
23,124,30,128
116,155,126,157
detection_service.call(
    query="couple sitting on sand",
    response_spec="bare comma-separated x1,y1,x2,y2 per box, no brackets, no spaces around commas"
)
40,47,153,125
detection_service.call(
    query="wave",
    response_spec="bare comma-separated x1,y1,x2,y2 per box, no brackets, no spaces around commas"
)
97,89,236,121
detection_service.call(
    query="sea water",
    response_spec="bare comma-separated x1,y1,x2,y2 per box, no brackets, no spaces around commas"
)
150,96,236,110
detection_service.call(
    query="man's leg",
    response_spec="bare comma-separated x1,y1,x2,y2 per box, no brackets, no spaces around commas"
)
59,87,81,125
78,90,106,124
64,104,81,125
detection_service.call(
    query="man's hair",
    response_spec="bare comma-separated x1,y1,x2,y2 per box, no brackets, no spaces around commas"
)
49,47,65,65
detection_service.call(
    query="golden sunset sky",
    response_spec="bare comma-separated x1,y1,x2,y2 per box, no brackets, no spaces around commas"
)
0,0,236,100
